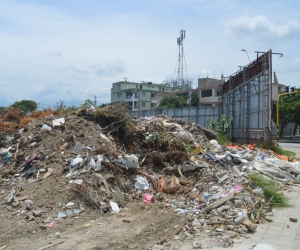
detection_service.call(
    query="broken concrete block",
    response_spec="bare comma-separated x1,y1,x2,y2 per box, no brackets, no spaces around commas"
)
235,216,246,225
234,199,242,208
243,219,257,231
113,191,125,202
218,174,229,183
12,201,21,208
33,210,42,217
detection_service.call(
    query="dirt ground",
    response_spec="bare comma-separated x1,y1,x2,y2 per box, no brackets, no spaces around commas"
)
1,199,187,250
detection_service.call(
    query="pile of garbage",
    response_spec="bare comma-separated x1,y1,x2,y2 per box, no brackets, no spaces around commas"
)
0,109,299,248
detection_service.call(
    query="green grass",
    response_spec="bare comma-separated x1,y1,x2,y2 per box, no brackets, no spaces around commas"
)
249,173,291,207
259,142,296,158
216,135,231,145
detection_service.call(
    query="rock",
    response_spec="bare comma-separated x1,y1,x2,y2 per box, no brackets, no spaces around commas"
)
113,191,125,202
222,236,230,244
192,219,202,229
33,210,42,217
234,200,242,208
235,216,246,225
219,174,229,183
25,214,35,221
193,241,201,249
152,244,164,250
25,199,34,210
39,225,47,230
12,201,21,208
240,225,249,233
243,219,257,231
224,243,229,248
290,217,298,223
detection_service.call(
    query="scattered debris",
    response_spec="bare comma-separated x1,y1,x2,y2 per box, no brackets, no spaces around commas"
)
0,109,298,249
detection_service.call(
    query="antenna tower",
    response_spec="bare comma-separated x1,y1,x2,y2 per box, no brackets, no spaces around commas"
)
177,29,187,89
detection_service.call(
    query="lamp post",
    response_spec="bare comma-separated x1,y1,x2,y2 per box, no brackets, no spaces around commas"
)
241,49,251,63
75,93,84,104
66,91,74,104
66,91,83,106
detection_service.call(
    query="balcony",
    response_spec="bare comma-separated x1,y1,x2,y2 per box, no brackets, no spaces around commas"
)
124,95,139,102
151,99,159,103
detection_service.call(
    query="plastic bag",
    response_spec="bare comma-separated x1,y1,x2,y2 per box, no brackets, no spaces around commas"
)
173,131,194,141
124,154,139,169
41,124,52,131
89,155,103,172
210,139,221,149
134,176,149,190
143,194,153,204
0,146,11,155
70,156,83,171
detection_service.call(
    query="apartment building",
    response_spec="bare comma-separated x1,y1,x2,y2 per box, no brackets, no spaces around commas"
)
197,77,223,106
111,81,181,110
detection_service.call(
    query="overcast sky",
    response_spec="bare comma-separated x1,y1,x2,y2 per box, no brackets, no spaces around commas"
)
1,0,300,108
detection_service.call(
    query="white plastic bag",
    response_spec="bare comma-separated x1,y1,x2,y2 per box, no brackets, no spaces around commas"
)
0,146,11,155
173,131,194,141
210,139,221,149
89,155,103,171
134,176,149,190
70,156,83,171
41,124,52,131
124,154,139,168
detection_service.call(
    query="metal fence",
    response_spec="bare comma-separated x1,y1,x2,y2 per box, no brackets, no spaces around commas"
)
127,51,272,144
126,106,219,128
221,51,272,144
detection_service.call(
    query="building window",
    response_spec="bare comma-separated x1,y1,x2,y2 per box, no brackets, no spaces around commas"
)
117,93,121,99
142,92,146,97
201,89,212,97
216,90,222,96
116,84,121,90
151,103,156,108
142,102,146,107
140,85,143,89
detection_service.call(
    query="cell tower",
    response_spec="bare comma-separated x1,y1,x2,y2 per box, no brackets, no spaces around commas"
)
177,29,185,88
164,29,191,89
175,29,191,89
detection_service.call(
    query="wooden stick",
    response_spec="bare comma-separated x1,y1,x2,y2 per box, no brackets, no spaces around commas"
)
205,193,235,213
37,240,64,250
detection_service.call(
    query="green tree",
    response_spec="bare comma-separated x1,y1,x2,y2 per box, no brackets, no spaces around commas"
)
279,89,300,136
0,106,6,115
80,99,95,108
158,91,200,109
10,100,37,113
191,91,200,107
158,94,188,109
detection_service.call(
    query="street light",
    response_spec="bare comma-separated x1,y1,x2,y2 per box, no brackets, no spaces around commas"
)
66,91,83,106
241,49,251,63
66,91,74,103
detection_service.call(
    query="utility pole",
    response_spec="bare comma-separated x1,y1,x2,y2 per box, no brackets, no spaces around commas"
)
94,95,97,107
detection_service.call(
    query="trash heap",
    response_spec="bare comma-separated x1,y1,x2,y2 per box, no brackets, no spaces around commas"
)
0,109,299,248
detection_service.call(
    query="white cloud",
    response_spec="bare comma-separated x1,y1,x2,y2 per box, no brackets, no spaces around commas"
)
224,15,300,39
89,61,126,77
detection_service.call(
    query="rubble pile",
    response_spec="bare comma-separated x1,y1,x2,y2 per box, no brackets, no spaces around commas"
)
0,110,299,249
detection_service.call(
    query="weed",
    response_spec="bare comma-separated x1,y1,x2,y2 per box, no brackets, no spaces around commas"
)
259,142,296,158
216,135,231,145
249,173,291,207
